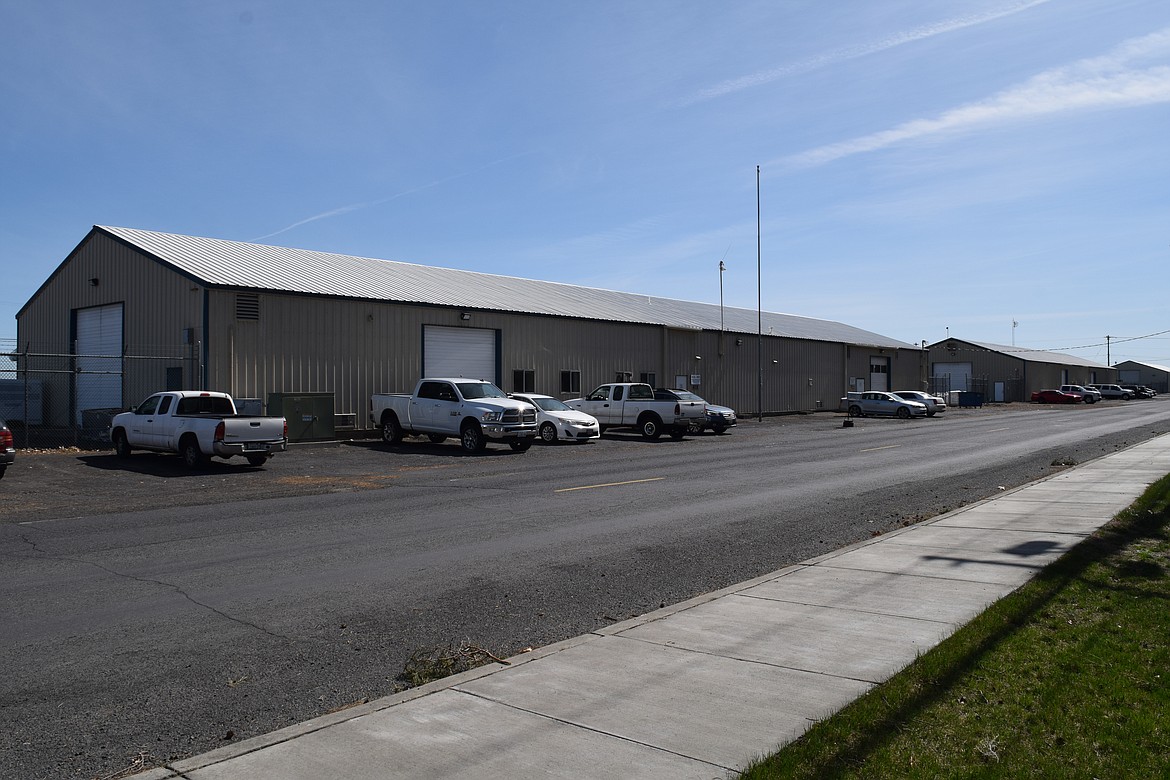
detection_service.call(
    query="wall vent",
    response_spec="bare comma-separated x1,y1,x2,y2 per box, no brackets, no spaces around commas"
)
236,293,260,320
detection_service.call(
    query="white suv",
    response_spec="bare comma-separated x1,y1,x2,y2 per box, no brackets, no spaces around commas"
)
1061,385,1100,404
1088,384,1134,400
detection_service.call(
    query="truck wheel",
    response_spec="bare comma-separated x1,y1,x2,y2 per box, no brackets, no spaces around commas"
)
381,414,404,445
896,406,911,419
638,414,662,440
539,422,558,443
246,454,269,467
427,434,447,444
113,430,133,458
848,405,863,417
460,422,486,453
510,440,532,452
180,437,205,469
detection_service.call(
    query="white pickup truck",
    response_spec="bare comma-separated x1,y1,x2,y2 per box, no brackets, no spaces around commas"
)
110,391,288,468
371,378,538,453
567,382,706,439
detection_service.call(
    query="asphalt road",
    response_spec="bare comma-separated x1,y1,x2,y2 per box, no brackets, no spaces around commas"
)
3,399,1170,780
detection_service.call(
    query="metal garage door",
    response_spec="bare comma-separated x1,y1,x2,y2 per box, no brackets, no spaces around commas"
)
423,325,497,382
75,303,123,423
932,361,972,393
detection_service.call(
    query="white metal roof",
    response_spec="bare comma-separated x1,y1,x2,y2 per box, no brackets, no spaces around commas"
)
98,225,916,350
1114,359,1170,372
935,338,1109,369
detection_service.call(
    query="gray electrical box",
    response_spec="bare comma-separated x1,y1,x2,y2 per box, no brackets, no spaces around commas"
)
267,392,336,441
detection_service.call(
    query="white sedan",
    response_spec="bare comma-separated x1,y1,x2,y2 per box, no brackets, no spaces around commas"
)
843,391,929,419
892,390,947,416
510,393,601,443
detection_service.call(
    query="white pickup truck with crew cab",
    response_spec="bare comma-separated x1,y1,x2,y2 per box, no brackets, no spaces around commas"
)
371,378,538,453
567,382,706,439
110,391,288,468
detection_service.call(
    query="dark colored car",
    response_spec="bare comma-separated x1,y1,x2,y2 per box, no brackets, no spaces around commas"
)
653,389,736,434
1031,389,1082,404
1121,384,1155,399
0,419,14,480
702,403,738,434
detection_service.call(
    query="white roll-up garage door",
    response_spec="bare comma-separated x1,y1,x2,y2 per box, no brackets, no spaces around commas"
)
423,325,497,381
75,303,124,423
932,361,972,393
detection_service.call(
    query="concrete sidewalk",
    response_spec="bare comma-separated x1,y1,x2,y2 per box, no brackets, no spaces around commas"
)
138,434,1170,780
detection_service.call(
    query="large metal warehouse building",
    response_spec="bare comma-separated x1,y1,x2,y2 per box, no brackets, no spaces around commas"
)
927,338,1114,403
1114,360,1170,394
15,226,922,438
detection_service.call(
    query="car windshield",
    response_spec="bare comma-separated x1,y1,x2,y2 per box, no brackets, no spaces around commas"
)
522,396,569,411
457,382,507,400
669,391,704,402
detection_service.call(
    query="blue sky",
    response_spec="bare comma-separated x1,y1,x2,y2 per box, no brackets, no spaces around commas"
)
3,0,1169,367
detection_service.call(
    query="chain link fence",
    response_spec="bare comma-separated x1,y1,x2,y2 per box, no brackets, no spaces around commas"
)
1,338,198,450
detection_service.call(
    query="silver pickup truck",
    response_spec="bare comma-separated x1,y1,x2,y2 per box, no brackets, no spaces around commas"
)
371,378,538,453
567,382,706,439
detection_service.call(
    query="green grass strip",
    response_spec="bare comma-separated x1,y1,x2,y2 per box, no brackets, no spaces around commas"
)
740,473,1170,779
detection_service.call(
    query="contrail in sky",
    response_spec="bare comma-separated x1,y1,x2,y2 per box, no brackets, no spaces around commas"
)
678,0,1052,107
779,26,1170,168
254,152,533,242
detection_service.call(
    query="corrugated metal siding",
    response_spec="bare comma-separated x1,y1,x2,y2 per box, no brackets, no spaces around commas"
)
16,234,204,425
926,339,1117,401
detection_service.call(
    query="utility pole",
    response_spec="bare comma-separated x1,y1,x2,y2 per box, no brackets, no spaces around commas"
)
1106,335,1111,366
756,165,762,423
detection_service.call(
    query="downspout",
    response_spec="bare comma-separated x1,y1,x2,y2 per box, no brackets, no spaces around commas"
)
201,289,209,390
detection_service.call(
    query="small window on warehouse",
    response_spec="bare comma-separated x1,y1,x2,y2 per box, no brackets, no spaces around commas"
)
560,370,581,395
513,369,535,393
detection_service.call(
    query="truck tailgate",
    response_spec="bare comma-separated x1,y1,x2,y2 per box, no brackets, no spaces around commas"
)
221,417,285,442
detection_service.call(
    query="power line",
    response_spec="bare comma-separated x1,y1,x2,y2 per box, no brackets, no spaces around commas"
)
988,328,1170,355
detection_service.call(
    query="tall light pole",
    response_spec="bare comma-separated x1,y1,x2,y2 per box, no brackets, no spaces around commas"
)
719,260,725,334
756,165,762,423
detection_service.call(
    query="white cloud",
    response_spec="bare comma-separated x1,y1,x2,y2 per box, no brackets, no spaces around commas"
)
779,27,1170,169
679,0,1053,106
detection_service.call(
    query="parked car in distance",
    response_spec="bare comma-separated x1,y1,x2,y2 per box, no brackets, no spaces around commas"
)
1087,384,1134,400
0,418,14,480
1031,389,1083,404
510,393,600,443
654,389,737,434
892,390,947,417
1061,384,1100,403
703,403,738,434
842,391,928,419
1121,384,1156,399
